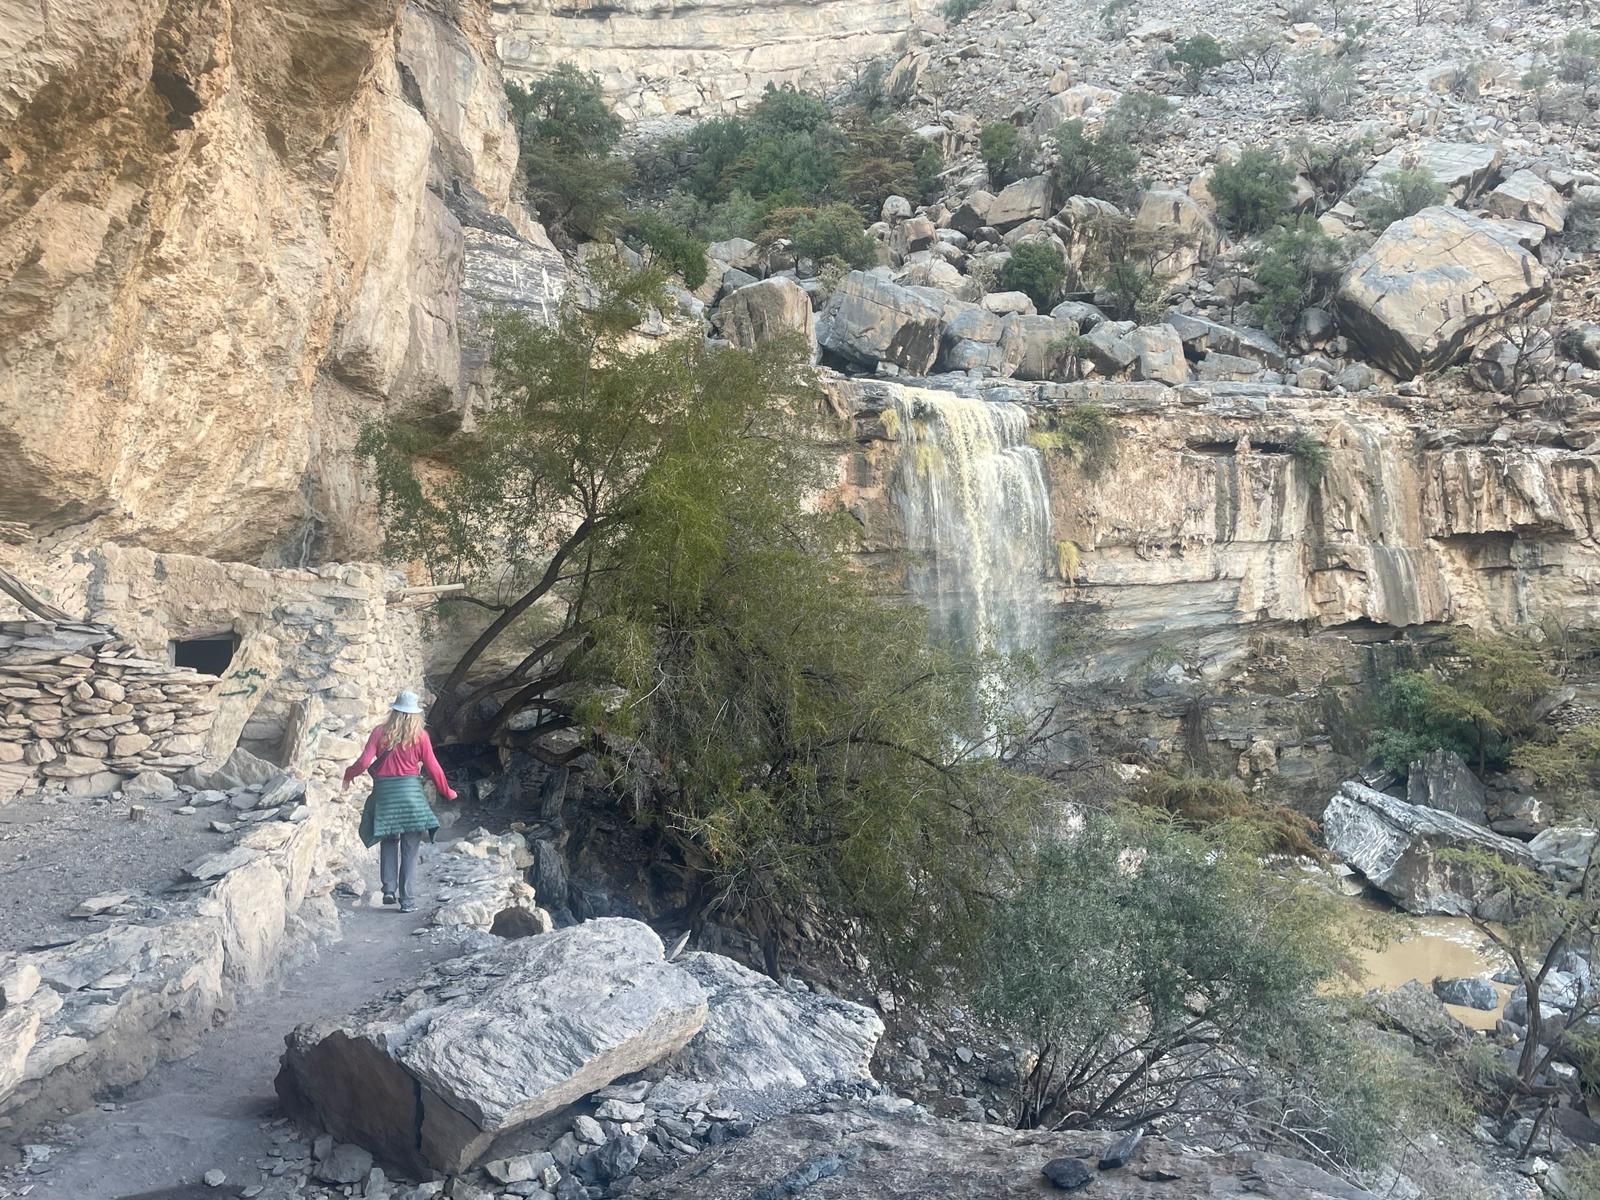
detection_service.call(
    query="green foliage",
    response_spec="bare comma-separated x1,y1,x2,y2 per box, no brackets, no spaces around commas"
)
1079,210,1188,322
1128,770,1321,857
1210,149,1297,236
942,0,985,21
979,121,1021,185
624,211,709,288
1105,92,1173,143
1557,30,1600,86
1099,0,1140,37
1000,240,1068,309
974,808,1392,1169
1028,404,1119,478
507,67,629,237
1294,54,1359,118
1232,29,1286,82
1355,167,1446,230
1248,218,1350,335
358,264,1040,975
1052,119,1140,206
1368,633,1562,776
665,85,936,240
1288,134,1373,213
763,203,879,268
1171,33,1228,92
1287,431,1331,487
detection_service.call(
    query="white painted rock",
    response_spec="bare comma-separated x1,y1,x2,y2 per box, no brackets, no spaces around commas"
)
276,919,707,1174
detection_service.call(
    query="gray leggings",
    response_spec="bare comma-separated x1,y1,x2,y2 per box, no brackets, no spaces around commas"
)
379,831,423,905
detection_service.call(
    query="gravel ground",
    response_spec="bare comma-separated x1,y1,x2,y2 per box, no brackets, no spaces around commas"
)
0,789,255,956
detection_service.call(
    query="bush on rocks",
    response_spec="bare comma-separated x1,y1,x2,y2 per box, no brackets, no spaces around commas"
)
763,203,879,269
979,121,1021,187
1249,218,1351,336
508,66,629,239
1051,119,1140,206
1294,54,1359,119
1210,149,1297,236
999,241,1068,310
1170,33,1227,93
1105,92,1173,143
625,212,710,289
1355,168,1447,231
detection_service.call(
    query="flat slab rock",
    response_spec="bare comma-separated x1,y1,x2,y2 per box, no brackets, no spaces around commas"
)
275,918,707,1176
635,1109,1379,1199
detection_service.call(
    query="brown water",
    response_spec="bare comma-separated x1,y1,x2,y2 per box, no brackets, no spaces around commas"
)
1346,900,1512,1030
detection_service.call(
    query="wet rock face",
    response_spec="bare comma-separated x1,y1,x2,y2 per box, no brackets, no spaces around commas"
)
635,1108,1382,1199
276,919,709,1176
0,0,563,562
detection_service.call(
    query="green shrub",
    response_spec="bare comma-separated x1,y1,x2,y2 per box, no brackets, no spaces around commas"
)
1000,240,1067,308
625,212,710,288
1557,30,1600,86
1171,33,1228,92
768,203,879,268
1355,167,1445,230
1295,54,1359,117
1027,404,1119,478
1105,92,1173,143
1232,30,1286,82
973,808,1392,1169
1210,148,1296,235
1287,432,1331,487
942,0,985,21
1129,770,1321,856
1078,211,1187,323
1052,119,1140,206
979,121,1021,186
507,67,629,237
1288,134,1373,213
1248,218,1350,334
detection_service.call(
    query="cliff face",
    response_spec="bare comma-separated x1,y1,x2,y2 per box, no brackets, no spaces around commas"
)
833,375,1600,793
490,0,925,119
0,0,563,566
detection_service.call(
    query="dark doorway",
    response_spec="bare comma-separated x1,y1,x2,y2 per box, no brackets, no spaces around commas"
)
171,633,239,677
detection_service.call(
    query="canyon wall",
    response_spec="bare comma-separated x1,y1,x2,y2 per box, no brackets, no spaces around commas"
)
490,0,926,119
0,0,563,569
832,375,1600,795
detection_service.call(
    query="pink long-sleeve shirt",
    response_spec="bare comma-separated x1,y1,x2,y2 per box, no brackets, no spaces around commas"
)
344,727,455,797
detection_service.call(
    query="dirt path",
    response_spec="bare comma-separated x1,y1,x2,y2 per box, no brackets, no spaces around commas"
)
4,836,476,1200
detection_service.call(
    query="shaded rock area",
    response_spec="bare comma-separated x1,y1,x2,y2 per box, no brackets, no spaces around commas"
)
635,1108,1381,1199
1321,782,1534,916
275,919,710,1174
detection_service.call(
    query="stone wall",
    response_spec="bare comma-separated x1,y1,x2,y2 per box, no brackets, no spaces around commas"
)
0,545,428,801
0,783,359,1133
491,0,925,119
0,621,218,804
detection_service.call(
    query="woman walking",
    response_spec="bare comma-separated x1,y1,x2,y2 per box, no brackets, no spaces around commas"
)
342,690,458,913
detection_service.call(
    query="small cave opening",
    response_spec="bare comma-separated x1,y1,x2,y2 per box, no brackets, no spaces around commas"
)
171,632,239,677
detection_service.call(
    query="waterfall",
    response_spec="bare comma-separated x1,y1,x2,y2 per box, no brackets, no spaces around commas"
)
889,389,1054,660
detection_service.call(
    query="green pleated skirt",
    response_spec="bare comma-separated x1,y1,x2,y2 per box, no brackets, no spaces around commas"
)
359,774,440,848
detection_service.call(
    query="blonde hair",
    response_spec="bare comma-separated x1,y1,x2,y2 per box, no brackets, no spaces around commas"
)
380,709,425,751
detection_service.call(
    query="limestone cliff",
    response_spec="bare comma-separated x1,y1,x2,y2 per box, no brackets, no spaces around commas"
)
0,0,563,566
834,375,1600,792
490,0,926,119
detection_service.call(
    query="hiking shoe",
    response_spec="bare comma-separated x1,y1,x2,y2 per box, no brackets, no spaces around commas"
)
382,893,397,906
399,901,417,914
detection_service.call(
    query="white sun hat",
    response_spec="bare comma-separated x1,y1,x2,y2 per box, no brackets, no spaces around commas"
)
389,690,424,714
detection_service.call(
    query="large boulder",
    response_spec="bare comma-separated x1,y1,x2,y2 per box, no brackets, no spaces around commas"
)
1013,315,1082,381
1335,207,1549,379
816,272,943,375
275,919,707,1176
1486,170,1569,235
1163,311,1286,370
1348,141,1503,205
1134,190,1222,284
653,953,883,1104
1126,325,1188,385
1031,83,1121,136
715,277,818,360
987,176,1056,230
939,304,1023,375
1405,750,1488,826
1322,781,1535,916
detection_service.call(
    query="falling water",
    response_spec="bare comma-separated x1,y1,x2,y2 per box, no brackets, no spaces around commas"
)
890,389,1055,660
